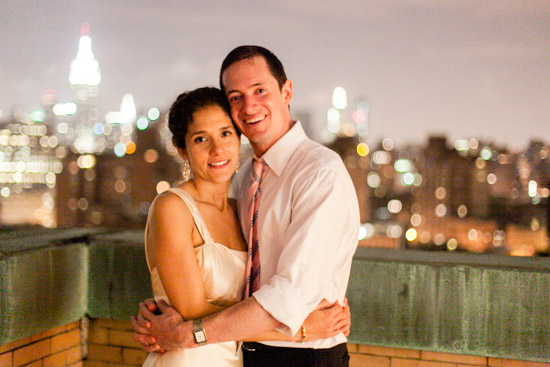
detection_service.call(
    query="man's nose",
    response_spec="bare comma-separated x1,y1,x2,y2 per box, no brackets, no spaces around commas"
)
243,95,257,114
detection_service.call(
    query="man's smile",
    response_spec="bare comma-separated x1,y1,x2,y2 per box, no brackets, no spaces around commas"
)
244,115,266,124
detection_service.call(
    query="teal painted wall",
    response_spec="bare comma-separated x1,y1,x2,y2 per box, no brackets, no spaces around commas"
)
0,228,94,343
87,231,152,319
347,248,550,362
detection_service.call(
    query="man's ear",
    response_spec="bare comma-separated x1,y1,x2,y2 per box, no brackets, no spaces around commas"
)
282,79,293,104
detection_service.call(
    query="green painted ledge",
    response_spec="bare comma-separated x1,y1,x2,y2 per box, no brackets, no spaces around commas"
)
87,230,152,319
348,247,550,362
0,228,106,343
0,229,549,362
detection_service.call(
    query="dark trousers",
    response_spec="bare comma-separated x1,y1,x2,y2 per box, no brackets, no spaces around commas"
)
242,342,349,367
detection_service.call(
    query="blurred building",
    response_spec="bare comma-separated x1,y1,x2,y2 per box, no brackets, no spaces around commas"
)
0,112,62,226
359,136,549,255
56,114,181,228
318,87,549,256
324,88,372,223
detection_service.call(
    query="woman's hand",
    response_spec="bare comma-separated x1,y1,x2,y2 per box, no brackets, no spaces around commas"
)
298,298,351,342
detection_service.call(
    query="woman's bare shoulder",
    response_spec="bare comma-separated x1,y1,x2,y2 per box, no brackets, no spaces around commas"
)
149,189,194,227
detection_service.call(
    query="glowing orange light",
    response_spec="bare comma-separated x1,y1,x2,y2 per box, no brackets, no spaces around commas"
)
126,141,136,154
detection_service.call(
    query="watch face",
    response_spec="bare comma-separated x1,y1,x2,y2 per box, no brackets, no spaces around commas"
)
194,330,207,344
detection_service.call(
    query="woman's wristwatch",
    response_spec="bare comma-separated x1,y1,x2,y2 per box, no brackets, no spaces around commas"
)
192,318,208,345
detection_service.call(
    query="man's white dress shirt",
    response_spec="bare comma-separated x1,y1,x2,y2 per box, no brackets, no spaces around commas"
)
232,121,360,349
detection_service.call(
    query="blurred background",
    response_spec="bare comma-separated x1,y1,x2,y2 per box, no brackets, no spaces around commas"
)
1,1,549,256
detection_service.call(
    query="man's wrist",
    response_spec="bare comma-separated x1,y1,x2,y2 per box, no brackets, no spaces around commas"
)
165,319,196,350
181,320,200,348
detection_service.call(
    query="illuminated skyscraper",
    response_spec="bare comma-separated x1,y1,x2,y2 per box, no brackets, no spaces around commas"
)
69,23,102,154
325,87,371,223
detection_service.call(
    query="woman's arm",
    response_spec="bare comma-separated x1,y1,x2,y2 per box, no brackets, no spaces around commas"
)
148,192,224,320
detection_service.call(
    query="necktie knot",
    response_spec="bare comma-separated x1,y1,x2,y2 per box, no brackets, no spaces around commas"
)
252,158,267,183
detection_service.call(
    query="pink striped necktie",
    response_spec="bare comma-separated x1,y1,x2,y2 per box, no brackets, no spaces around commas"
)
244,158,267,298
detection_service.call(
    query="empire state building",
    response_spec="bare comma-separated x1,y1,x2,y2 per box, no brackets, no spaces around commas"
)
69,23,101,154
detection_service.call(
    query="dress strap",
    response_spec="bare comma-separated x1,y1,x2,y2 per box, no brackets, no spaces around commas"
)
144,187,215,272
165,187,215,244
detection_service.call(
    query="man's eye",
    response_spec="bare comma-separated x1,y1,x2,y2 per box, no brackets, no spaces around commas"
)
258,88,265,93
229,95,240,103
194,137,206,143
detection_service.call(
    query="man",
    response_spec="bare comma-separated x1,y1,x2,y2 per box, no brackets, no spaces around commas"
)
133,45,359,366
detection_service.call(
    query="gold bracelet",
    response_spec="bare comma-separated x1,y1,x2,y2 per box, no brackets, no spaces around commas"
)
298,324,306,343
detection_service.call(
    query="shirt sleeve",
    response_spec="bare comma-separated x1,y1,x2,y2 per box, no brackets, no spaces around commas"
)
252,159,359,336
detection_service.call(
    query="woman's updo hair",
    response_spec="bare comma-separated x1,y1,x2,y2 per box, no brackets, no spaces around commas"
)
167,87,236,150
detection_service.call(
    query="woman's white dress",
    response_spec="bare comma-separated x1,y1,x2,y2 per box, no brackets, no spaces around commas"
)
143,188,246,367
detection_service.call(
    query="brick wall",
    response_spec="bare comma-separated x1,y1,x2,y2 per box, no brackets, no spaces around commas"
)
0,321,83,367
348,344,550,367
2,319,550,367
86,319,147,367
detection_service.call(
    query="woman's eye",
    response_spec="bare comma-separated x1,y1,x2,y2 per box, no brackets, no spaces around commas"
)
222,131,232,137
194,137,206,143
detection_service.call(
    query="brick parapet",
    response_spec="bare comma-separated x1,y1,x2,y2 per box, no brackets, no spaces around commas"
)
0,321,82,367
85,318,146,367
348,344,550,367
2,319,548,367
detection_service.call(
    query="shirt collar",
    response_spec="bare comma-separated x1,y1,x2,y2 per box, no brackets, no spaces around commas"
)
255,121,307,177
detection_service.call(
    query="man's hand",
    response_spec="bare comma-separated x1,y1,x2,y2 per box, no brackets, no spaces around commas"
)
131,299,163,352
301,298,351,341
131,299,194,352
342,297,351,337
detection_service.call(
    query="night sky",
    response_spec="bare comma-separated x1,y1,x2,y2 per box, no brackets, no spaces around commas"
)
1,0,549,148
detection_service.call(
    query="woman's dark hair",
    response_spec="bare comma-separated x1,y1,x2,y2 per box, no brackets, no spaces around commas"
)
167,87,236,150
219,45,287,94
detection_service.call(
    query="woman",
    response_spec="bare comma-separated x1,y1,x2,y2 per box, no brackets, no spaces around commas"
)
142,87,348,366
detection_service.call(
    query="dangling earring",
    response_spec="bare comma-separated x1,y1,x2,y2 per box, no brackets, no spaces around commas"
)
235,161,240,174
182,160,191,182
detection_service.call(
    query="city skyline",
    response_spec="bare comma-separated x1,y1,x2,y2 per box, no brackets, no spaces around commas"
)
1,35,547,255
1,1,549,148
